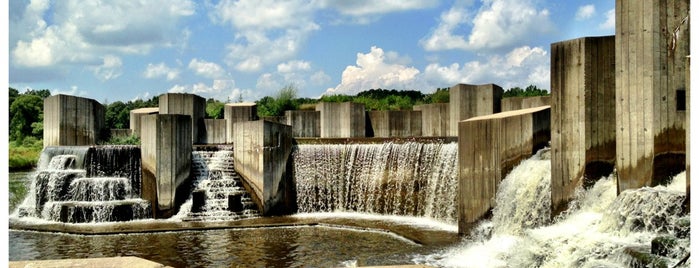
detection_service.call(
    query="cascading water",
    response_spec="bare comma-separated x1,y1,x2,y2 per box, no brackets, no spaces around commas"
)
172,149,260,221
12,146,152,223
413,150,690,268
293,142,458,224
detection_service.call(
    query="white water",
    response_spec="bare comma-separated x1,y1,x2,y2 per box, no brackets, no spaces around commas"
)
293,142,458,224
414,151,689,268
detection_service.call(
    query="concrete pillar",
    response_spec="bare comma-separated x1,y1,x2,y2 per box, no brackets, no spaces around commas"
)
129,107,158,138
550,36,616,214
615,0,689,192
501,96,551,112
413,103,450,136
458,106,550,234
159,93,206,144
232,120,294,215
140,114,192,217
203,119,227,144
224,103,258,143
316,102,366,138
366,110,422,137
449,84,503,136
43,94,105,147
285,110,320,137
686,56,690,209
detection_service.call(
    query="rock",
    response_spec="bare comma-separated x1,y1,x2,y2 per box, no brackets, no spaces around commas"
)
622,246,667,268
651,235,677,257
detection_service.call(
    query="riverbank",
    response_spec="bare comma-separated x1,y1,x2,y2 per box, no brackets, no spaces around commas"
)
8,138,42,171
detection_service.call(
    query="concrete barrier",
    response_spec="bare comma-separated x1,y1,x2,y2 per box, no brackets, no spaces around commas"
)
129,107,159,138
501,96,551,112
232,120,294,215
550,36,616,213
159,93,206,144
140,114,192,217
285,110,320,137
458,106,550,234
225,103,258,144
203,119,227,144
367,110,422,137
110,129,133,139
615,0,688,192
43,94,105,147
413,103,450,137
316,102,366,138
449,84,503,136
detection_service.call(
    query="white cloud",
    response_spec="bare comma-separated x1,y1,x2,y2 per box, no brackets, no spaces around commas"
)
256,73,283,92
277,60,311,73
167,79,255,101
189,58,227,79
143,63,180,81
310,71,332,86
93,55,123,81
575,5,596,20
320,0,438,16
600,9,615,30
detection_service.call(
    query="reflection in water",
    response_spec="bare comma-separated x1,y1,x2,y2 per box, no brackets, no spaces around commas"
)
9,172,32,213
9,225,438,267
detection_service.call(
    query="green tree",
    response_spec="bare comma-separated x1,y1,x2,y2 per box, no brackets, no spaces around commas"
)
503,85,549,98
9,94,44,141
105,101,130,129
425,88,449,103
206,98,225,119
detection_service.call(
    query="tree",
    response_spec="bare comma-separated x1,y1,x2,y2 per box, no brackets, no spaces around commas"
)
206,98,225,119
503,85,549,98
9,94,43,141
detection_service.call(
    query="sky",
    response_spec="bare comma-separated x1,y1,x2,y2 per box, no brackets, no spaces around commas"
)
8,0,618,103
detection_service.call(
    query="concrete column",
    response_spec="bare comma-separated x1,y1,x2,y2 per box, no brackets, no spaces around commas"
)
224,103,258,143
458,106,550,234
501,96,551,112
159,93,206,144
550,36,616,214
285,110,320,137
232,120,294,215
615,0,689,192
414,103,450,136
43,94,105,147
140,114,192,217
449,84,503,136
316,102,366,138
203,119,227,144
686,56,690,209
367,110,422,137
129,107,158,138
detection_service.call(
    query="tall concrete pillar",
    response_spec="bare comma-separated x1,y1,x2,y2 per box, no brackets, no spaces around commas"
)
316,102,366,138
43,94,105,147
501,96,551,112
140,114,192,217
414,103,450,136
367,110,422,137
224,103,258,143
159,93,206,144
615,0,689,192
550,36,616,214
449,84,503,136
203,119,227,144
285,110,320,137
129,107,159,138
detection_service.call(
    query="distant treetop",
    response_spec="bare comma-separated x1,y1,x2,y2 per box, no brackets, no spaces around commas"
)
503,85,549,98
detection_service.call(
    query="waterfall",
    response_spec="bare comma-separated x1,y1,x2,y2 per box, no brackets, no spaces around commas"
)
414,151,689,268
293,142,458,224
13,146,151,223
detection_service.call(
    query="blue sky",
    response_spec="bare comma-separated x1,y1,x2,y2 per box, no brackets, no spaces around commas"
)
9,0,617,103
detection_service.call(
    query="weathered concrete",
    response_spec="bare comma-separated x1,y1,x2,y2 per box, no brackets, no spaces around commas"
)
43,94,105,147
261,116,286,124
686,56,690,209
159,93,206,144
449,84,503,136
413,103,450,137
140,114,192,217
129,107,159,138
367,110,422,137
615,0,689,192
316,102,366,138
9,257,170,268
109,129,133,139
285,110,320,137
225,103,259,144
501,96,551,112
550,36,616,214
232,120,294,215
458,106,550,234
203,119,227,144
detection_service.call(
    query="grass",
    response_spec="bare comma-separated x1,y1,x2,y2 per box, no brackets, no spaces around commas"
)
9,137,43,171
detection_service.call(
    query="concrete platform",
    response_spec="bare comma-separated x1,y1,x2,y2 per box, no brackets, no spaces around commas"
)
9,256,171,268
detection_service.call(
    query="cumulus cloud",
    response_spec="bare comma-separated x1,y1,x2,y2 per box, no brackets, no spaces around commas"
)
277,60,311,73
189,58,227,79
576,5,596,20
93,55,123,81
600,9,615,30
143,63,180,81
168,79,255,101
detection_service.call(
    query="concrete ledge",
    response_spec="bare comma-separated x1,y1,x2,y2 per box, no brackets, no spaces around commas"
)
9,256,170,268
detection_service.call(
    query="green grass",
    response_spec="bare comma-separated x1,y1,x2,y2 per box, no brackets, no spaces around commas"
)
9,137,43,171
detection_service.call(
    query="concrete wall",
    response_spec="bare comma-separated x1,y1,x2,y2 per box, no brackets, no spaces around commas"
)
550,36,616,214
367,110,422,137
458,106,550,234
414,103,450,136
140,114,192,217
316,102,366,138
159,93,205,144
43,94,105,147
225,103,258,144
285,110,320,137
110,129,133,139
129,107,158,138
203,119,227,144
686,57,691,208
449,84,503,136
501,96,551,112
232,120,294,215
615,0,689,192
